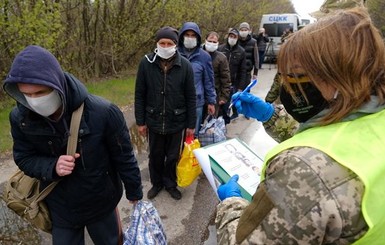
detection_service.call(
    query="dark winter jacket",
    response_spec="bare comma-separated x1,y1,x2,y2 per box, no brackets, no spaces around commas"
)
218,42,247,91
203,45,231,103
135,51,196,134
178,22,216,107
3,45,143,228
256,33,270,52
238,34,259,74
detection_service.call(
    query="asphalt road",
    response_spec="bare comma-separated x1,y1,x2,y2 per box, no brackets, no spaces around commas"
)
0,64,277,245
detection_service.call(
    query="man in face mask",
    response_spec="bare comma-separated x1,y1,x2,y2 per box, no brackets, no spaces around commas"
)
135,26,196,200
177,22,217,136
3,45,143,244
202,31,231,118
218,28,247,123
238,22,259,84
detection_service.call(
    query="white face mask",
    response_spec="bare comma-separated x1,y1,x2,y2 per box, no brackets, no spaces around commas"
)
156,43,176,59
184,37,197,49
205,42,218,52
24,90,62,117
228,37,238,47
239,31,249,38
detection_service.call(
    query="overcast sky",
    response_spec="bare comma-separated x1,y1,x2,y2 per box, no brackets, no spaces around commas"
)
291,0,324,17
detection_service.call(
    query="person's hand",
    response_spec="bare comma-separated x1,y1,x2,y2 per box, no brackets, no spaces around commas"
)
138,125,147,137
207,104,216,115
252,74,258,80
186,128,195,138
56,153,80,176
129,200,139,205
232,92,274,122
217,174,242,201
218,100,226,105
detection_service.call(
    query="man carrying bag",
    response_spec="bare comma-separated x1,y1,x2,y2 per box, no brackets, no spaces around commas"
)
3,103,84,233
2,45,143,244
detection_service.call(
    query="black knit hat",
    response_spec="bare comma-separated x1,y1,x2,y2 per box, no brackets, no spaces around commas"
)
156,26,179,44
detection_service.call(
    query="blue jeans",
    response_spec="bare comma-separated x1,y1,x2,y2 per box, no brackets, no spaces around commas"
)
195,106,203,137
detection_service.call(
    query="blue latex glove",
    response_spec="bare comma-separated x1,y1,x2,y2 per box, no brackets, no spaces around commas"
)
217,174,242,201
232,92,274,122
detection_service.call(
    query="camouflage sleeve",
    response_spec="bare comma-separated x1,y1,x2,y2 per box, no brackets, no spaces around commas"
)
264,73,281,103
215,197,249,245
263,104,299,143
216,147,367,244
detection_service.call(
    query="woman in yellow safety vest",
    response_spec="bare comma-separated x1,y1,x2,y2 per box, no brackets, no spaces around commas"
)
216,7,385,244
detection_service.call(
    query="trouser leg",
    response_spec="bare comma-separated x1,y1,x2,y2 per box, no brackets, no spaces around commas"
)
259,50,265,69
195,106,203,137
87,208,122,245
52,225,85,245
148,130,166,187
163,131,184,188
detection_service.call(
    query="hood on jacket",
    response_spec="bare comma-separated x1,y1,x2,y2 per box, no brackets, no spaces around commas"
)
3,45,87,117
178,22,202,49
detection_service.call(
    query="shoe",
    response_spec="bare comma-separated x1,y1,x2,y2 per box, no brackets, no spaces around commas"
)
147,186,163,199
166,187,182,200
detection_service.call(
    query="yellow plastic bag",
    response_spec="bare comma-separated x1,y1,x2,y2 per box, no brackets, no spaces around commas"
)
177,137,201,187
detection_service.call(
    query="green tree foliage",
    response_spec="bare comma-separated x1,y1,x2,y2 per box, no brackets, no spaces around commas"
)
0,0,63,78
367,0,385,36
1,0,384,86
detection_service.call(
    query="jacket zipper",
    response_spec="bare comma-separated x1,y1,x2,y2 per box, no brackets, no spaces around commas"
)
162,65,167,133
78,138,86,170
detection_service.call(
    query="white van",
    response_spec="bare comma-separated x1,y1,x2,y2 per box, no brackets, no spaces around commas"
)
300,16,317,26
259,13,301,61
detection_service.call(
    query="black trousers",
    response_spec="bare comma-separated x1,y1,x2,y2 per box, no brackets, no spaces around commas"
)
148,129,184,188
52,208,122,245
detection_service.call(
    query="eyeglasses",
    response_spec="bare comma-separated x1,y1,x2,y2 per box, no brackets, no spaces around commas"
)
278,73,311,83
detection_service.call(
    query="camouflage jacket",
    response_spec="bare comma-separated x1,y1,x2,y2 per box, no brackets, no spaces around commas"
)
263,104,299,143
215,146,368,244
264,72,281,104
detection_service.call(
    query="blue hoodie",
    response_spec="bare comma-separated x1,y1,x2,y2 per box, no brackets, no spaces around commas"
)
178,22,216,107
3,45,87,117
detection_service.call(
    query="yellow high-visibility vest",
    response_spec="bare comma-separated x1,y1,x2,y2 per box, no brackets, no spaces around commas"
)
263,109,385,244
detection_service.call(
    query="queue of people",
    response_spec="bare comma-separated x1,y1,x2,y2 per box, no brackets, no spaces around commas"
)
3,6,382,245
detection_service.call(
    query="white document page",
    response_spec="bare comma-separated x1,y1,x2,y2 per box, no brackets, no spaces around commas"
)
204,138,263,196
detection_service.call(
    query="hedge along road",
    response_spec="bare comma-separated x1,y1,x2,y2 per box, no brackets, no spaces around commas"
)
0,65,277,245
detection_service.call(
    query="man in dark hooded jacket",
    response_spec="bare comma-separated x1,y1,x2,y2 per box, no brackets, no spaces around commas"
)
3,45,143,244
178,22,217,136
